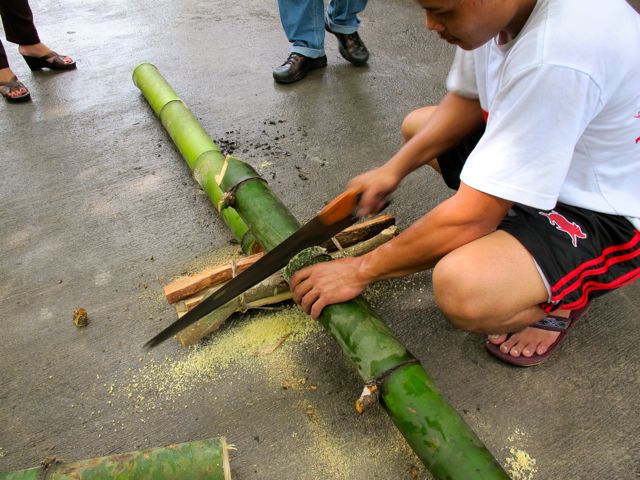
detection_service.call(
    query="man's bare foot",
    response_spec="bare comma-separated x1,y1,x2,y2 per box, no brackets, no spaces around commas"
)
18,43,74,65
487,309,570,358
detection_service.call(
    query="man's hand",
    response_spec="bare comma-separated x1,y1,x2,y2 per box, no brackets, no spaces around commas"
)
290,256,371,319
347,165,402,217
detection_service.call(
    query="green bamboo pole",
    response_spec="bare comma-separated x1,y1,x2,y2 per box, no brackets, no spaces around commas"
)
133,64,509,480
0,438,231,480
133,63,258,254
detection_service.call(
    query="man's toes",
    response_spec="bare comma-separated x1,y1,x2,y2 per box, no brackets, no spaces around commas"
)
535,330,560,355
506,336,532,358
521,341,541,358
508,342,525,357
499,335,519,354
535,336,557,355
488,334,507,345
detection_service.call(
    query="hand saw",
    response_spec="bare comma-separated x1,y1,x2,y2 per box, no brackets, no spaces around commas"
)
144,188,363,349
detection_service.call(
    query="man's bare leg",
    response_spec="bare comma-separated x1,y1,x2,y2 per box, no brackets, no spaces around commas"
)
432,229,567,360
401,105,441,172
401,105,566,361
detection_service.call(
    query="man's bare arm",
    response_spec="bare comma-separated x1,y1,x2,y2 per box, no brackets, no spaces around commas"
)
383,92,484,179
291,184,513,318
359,184,513,280
351,93,485,215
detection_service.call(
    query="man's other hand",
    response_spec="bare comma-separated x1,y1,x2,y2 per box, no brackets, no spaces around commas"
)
290,257,371,319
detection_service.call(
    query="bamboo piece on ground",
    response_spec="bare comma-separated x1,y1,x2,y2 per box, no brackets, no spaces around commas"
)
0,438,231,480
175,226,400,347
133,65,510,479
163,214,395,305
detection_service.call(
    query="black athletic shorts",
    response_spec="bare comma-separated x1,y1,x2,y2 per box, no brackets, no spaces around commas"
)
439,128,640,312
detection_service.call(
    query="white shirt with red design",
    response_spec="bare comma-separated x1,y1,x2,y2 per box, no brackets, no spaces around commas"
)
446,0,640,230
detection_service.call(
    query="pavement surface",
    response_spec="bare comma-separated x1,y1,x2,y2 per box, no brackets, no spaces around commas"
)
1,1,639,479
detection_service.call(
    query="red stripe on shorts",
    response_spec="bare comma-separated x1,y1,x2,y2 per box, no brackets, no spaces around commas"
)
559,267,640,310
550,230,640,296
550,248,640,304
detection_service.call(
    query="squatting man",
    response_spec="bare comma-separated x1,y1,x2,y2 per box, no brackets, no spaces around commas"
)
290,0,640,367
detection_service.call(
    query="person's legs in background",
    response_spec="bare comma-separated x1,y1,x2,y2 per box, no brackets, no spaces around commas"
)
0,0,39,101
325,0,369,65
273,0,327,84
0,0,75,102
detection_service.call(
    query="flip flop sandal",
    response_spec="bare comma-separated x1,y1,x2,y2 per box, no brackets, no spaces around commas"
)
22,51,76,71
485,305,588,367
0,76,31,103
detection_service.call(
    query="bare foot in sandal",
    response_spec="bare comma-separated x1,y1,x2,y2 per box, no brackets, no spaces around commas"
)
18,42,75,70
487,310,570,358
486,307,588,366
0,68,30,103
487,317,565,359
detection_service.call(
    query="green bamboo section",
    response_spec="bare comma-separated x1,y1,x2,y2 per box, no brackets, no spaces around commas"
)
133,63,257,254
0,438,230,480
133,64,509,480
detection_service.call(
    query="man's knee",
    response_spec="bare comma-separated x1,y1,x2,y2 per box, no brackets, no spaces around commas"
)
401,106,436,142
432,253,488,332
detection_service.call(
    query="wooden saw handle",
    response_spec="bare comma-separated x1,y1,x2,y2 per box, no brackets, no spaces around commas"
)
317,188,362,226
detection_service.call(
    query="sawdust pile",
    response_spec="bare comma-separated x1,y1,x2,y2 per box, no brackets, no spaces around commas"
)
504,429,538,480
123,306,320,405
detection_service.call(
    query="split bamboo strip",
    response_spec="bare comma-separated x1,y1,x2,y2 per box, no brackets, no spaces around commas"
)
0,438,231,480
164,214,395,305
164,253,264,305
174,226,400,346
133,64,509,480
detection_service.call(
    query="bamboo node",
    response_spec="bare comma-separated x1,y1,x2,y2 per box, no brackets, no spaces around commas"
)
355,359,421,414
221,191,236,208
355,383,379,414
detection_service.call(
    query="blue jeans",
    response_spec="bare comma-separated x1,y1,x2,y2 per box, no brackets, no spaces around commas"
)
277,0,368,58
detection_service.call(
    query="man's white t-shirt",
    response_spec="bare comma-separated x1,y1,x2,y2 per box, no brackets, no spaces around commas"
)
446,0,640,230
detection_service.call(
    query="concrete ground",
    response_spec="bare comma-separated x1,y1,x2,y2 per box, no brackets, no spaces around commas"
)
1,1,639,479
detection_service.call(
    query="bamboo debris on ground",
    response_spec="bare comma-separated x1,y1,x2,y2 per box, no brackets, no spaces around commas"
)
0,438,231,480
174,226,399,347
163,214,395,305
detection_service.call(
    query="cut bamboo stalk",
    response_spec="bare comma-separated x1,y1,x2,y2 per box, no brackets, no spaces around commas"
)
0,438,231,480
133,65,510,479
163,214,395,305
132,63,258,254
175,226,399,347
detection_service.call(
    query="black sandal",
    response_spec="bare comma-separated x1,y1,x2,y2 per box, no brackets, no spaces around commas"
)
22,51,76,71
0,76,31,103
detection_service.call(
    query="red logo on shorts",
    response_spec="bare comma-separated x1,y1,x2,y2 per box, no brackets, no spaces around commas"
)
539,210,588,247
